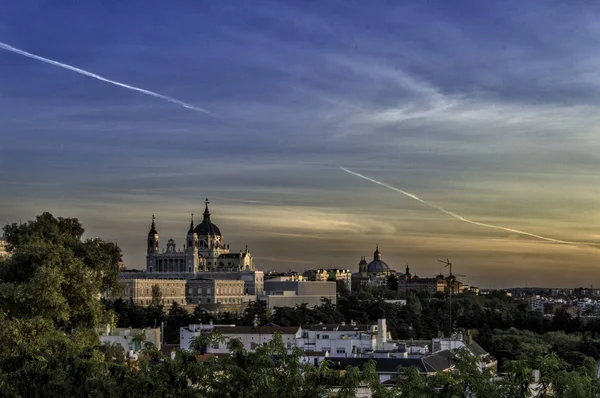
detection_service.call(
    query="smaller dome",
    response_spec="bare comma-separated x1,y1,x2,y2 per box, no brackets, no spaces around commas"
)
373,245,382,261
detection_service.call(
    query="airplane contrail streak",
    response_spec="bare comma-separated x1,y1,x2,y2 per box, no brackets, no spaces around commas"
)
340,166,591,247
0,41,218,117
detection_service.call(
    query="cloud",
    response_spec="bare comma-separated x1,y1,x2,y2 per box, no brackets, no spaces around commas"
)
4,0,600,286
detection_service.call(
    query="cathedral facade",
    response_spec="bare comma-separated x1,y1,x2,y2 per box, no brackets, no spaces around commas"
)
146,199,253,274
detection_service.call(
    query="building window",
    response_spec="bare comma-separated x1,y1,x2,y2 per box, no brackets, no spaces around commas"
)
336,348,346,355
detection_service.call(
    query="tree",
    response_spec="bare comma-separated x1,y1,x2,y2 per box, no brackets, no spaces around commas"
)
0,213,120,354
386,274,399,291
189,330,224,355
393,367,433,398
164,302,193,344
336,279,351,298
131,330,147,352
150,284,163,307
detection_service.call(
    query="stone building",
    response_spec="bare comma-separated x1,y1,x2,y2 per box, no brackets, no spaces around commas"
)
397,274,447,294
119,279,187,306
135,199,264,296
146,199,253,274
114,199,262,310
186,278,252,312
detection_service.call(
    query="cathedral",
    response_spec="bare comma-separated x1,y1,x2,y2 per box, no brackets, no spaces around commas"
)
146,199,254,273
352,245,462,294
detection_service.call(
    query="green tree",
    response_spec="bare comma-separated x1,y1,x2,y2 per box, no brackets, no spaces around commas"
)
150,284,163,306
164,302,193,343
0,213,120,354
189,330,224,355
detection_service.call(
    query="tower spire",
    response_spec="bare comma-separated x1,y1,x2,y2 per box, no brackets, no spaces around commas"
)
148,214,158,235
203,198,211,221
188,213,194,233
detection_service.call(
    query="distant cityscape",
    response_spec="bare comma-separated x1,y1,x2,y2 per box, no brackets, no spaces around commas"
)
2,201,598,392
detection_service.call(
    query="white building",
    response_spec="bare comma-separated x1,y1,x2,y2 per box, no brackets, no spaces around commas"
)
180,319,396,358
100,326,161,354
180,324,302,353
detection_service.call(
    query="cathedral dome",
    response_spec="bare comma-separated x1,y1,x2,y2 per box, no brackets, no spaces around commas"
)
366,245,390,273
194,221,221,237
367,260,390,273
194,199,222,237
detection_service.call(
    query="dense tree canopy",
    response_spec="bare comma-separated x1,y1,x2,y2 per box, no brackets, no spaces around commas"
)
0,213,121,354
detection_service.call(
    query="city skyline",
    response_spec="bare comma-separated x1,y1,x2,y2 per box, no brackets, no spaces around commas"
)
2,1,600,288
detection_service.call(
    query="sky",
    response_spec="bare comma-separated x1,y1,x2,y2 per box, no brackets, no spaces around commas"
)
1,1,600,288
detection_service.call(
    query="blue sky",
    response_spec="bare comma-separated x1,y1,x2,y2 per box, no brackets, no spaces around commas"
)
2,1,600,287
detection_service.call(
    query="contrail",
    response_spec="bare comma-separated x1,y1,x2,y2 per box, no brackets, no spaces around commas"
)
340,166,591,247
0,41,217,117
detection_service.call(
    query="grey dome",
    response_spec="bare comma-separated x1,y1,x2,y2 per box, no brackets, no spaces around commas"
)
367,244,389,273
194,221,221,237
367,260,390,273
194,198,222,237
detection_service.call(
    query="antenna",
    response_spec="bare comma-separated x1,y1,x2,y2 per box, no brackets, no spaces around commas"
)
437,258,467,353
437,258,452,275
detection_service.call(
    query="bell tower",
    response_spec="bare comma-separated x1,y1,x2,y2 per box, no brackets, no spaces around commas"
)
186,213,199,272
146,215,159,272
359,256,368,277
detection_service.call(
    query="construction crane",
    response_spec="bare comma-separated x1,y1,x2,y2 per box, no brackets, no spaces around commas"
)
437,259,466,352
